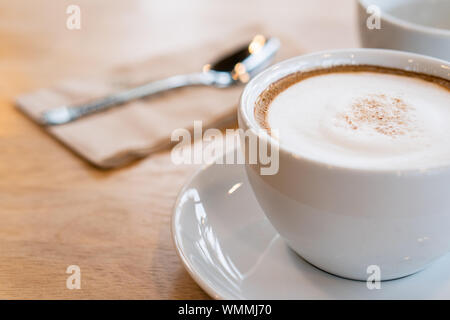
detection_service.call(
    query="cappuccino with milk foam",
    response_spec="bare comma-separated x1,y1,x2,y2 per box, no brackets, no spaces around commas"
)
255,66,450,170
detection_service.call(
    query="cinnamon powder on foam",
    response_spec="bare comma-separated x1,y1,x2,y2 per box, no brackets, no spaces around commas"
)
340,94,415,138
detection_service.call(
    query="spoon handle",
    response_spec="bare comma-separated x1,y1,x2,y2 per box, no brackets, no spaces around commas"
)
40,72,215,126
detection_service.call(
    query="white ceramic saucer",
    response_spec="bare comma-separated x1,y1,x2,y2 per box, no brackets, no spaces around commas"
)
172,152,450,299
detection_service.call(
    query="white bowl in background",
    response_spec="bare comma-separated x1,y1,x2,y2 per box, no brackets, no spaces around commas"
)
357,0,450,61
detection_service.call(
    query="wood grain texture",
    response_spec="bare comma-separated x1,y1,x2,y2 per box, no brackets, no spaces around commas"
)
0,0,358,299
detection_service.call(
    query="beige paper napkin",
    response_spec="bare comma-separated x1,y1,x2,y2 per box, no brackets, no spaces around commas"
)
16,27,300,168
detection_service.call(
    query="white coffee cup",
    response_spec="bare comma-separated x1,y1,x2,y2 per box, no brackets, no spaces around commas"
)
238,49,450,281
357,0,450,61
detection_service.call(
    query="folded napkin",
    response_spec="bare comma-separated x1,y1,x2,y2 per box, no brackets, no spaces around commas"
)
16,27,300,168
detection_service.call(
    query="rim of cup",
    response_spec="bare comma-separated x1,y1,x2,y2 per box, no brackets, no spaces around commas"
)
239,48,450,175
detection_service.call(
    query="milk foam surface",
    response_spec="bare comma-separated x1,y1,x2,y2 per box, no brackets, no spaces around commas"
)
267,72,450,170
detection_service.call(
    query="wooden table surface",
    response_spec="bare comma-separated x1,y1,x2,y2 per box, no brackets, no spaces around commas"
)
0,0,358,299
